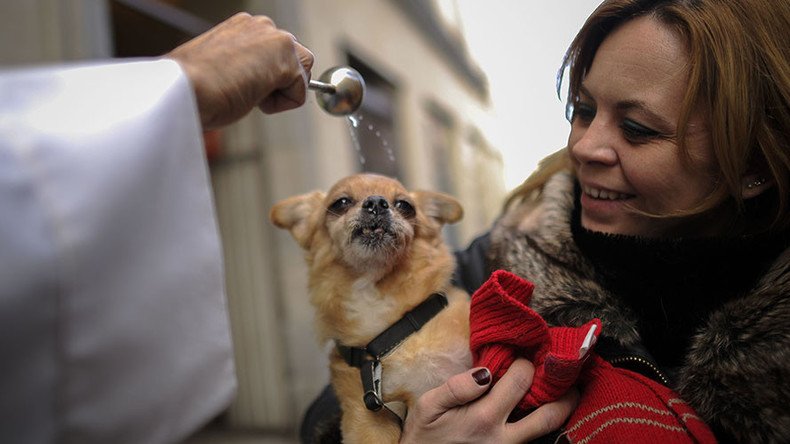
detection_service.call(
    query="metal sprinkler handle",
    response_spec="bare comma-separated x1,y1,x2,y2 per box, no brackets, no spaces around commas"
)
308,66,365,116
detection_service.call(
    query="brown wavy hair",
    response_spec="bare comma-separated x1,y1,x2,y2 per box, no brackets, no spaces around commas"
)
506,0,790,234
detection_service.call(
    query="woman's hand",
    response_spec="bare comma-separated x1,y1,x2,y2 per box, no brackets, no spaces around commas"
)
166,12,315,129
400,359,579,443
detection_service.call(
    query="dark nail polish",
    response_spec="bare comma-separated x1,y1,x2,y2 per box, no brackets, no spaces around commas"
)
472,368,491,385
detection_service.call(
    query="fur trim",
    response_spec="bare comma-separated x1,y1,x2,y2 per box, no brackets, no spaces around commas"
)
490,172,641,344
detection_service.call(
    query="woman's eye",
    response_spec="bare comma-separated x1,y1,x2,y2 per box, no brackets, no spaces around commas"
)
394,200,416,218
621,119,661,142
571,102,595,124
328,197,354,214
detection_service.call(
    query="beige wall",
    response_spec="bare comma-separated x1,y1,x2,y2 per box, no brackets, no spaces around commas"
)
0,0,112,64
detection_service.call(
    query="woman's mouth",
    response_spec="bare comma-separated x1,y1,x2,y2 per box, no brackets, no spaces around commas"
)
582,186,634,201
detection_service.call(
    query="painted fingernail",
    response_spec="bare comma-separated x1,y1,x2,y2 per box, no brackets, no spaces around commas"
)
472,368,491,386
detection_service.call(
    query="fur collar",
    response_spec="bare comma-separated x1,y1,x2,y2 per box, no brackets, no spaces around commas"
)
490,172,643,344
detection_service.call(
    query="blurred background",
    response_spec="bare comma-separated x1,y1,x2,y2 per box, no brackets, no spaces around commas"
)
0,0,597,441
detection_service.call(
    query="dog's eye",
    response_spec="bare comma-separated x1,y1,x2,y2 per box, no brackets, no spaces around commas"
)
328,197,354,215
394,200,416,218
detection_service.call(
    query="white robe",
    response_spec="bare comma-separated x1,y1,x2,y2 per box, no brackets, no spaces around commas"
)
0,59,236,444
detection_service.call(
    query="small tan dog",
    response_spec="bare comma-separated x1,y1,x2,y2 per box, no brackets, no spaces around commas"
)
270,173,471,443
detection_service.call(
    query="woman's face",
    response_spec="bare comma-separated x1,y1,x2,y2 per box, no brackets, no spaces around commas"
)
568,16,717,237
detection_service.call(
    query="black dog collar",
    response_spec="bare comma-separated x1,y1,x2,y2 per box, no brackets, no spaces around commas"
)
336,292,448,411
336,292,448,366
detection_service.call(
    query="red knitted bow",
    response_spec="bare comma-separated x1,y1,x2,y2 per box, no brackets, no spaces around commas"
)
469,270,717,443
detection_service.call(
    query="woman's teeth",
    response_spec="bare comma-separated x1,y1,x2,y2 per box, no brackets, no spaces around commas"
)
584,186,632,200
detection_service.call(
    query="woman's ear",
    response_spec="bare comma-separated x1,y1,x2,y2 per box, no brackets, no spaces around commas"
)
741,174,774,199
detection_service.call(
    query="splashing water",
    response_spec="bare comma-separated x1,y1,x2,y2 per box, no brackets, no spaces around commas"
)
382,138,394,162
345,112,396,166
346,114,365,165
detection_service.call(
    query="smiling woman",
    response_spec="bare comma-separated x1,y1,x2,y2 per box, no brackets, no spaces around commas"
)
568,16,718,237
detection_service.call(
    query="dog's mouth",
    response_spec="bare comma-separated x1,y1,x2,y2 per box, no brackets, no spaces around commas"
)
351,213,406,250
353,221,394,242
339,213,411,272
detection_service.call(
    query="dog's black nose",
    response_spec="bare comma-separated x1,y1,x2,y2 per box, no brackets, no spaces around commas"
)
362,196,389,215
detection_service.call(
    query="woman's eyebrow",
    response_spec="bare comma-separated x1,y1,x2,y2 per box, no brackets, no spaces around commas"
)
578,85,594,100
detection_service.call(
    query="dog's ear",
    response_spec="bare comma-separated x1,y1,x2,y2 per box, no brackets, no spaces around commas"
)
269,191,325,248
412,190,463,225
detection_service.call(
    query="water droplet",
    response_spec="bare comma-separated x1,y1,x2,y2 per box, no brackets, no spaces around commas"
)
346,113,397,167
346,117,365,166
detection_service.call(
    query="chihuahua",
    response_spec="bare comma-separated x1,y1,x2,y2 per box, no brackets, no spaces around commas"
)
270,173,471,443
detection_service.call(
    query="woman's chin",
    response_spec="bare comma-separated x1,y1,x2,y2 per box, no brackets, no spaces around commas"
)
580,212,653,237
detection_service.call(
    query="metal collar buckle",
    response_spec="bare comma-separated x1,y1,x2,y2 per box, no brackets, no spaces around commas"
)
361,359,384,411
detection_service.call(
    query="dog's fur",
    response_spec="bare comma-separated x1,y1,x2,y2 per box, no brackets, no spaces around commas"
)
270,174,471,443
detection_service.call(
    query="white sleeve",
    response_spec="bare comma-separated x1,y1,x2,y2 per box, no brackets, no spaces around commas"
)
0,59,236,444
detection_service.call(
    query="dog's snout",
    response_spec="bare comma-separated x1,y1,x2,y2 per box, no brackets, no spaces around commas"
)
362,196,389,215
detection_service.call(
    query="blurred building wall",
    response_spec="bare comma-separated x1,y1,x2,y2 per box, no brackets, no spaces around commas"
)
0,0,507,435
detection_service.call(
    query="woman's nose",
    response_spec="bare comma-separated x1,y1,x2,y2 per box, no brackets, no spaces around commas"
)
570,120,618,166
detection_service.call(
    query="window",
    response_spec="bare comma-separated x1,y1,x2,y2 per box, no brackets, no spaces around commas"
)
424,101,456,195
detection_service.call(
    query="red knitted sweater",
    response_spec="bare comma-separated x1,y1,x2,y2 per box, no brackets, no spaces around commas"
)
469,270,717,443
